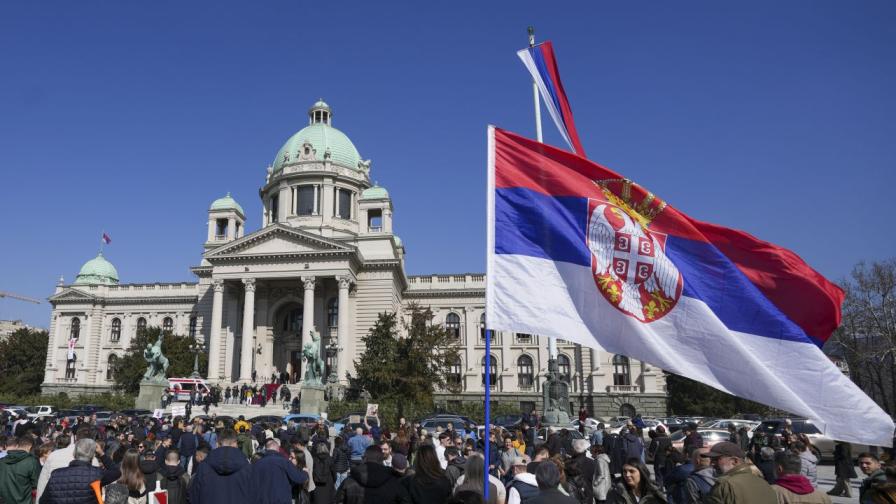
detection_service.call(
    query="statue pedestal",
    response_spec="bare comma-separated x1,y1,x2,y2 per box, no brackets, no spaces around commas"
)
299,384,327,415
135,381,167,411
541,408,572,427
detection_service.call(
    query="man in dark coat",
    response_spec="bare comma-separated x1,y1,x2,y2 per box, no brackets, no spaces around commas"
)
178,424,198,469
565,439,595,504
647,426,672,487
334,445,410,504
602,432,626,477
252,438,308,504
41,439,105,504
188,428,251,504
155,449,191,504
0,435,40,504
531,461,578,504
828,441,857,498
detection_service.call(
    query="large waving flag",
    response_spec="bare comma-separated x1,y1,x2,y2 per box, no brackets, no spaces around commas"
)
486,126,893,447
517,41,586,157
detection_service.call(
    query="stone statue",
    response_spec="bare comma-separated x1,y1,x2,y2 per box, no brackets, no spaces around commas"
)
302,329,324,385
541,357,571,426
142,334,169,383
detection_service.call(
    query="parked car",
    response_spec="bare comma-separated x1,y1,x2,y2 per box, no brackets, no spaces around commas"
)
71,404,104,413
754,418,868,462
167,378,212,402
420,417,473,439
700,419,760,436
248,415,284,426
493,415,523,431
670,429,731,452
283,413,343,437
25,405,57,419
119,409,152,418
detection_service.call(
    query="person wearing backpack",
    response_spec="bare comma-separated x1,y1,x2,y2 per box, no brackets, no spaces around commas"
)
566,439,595,504
506,455,538,504
685,447,715,504
155,449,191,504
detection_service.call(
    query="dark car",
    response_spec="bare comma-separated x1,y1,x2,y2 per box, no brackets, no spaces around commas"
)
71,404,104,413
493,415,523,430
119,409,152,417
249,415,285,425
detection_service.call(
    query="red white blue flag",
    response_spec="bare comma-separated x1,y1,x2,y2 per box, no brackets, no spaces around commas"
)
486,126,893,446
102,232,112,245
517,41,586,157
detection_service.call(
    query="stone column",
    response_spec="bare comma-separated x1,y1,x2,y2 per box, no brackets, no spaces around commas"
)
301,277,316,353
240,278,256,382
337,276,351,383
208,280,224,381
227,217,235,239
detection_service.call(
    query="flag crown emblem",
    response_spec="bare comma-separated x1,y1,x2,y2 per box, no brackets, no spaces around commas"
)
593,178,667,227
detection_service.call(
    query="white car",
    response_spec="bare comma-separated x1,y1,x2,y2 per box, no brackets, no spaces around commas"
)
25,405,57,419
3,407,28,419
699,419,760,438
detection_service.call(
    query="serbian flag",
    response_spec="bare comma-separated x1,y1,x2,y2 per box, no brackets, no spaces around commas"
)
517,41,586,157
102,232,112,244
486,126,893,446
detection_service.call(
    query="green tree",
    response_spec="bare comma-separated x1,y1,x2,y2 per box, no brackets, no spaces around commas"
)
0,328,49,395
350,304,462,418
112,326,207,394
666,373,773,417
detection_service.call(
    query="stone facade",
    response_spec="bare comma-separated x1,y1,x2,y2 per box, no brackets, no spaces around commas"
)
42,101,667,417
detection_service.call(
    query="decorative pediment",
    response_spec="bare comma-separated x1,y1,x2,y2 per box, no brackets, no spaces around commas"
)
204,224,355,260
49,288,97,303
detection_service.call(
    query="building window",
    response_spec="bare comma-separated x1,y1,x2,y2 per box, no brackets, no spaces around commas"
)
215,218,227,240
65,356,76,379
558,354,571,383
70,317,80,340
106,354,118,381
111,318,121,343
447,357,462,388
271,195,280,223
283,308,303,334
479,313,494,343
517,355,534,389
482,355,497,389
516,333,532,344
327,298,338,328
445,313,461,340
189,316,198,338
335,188,352,220
613,355,631,386
368,209,382,232
296,185,317,215
162,317,174,333
326,345,337,380
137,317,147,333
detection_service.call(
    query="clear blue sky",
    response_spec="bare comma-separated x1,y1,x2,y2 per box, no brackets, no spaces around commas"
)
1,1,894,327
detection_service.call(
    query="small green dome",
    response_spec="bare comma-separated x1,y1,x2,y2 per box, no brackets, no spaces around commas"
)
74,253,119,285
311,99,330,110
272,123,362,172
361,185,389,200
210,192,244,215
395,235,403,247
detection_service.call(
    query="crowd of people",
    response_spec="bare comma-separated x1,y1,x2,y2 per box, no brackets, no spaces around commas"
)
0,409,895,504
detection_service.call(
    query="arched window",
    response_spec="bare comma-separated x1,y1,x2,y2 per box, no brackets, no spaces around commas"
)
558,354,571,383
327,298,338,328
445,313,461,340
189,316,198,338
65,355,77,379
326,345,337,380
447,356,462,389
106,354,118,381
479,313,494,343
136,317,147,333
110,318,121,343
517,355,534,389
70,317,80,340
613,355,631,386
282,308,303,334
482,355,497,388
162,317,174,333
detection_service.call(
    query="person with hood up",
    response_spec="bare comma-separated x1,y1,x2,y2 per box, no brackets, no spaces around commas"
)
188,428,251,504
685,447,716,504
771,451,831,504
154,450,190,504
506,455,537,504
252,438,309,504
0,435,40,504
334,445,410,504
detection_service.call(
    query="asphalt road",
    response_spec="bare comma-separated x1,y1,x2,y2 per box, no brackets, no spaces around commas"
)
817,463,861,504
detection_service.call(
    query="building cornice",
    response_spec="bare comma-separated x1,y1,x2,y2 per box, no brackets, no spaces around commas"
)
404,289,486,299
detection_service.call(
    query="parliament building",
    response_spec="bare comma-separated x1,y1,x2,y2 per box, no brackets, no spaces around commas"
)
42,100,668,417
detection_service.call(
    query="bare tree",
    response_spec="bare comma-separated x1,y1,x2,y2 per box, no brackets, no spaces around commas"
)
827,258,896,415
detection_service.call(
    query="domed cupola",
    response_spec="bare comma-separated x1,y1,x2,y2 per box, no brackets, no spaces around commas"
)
309,99,332,125
271,100,367,174
74,253,119,285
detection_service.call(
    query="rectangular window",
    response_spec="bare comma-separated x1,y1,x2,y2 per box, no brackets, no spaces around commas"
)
337,188,352,219
271,195,279,223
296,185,316,215
368,209,383,232
215,219,227,239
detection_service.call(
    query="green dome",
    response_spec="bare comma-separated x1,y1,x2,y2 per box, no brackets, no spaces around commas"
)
74,253,119,285
210,192,244,215
361,185,389,200
272,123,362,172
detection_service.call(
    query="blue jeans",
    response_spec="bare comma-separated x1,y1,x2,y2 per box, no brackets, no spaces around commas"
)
335,471,349,490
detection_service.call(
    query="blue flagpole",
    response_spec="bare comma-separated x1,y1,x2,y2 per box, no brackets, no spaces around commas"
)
484,328,492,501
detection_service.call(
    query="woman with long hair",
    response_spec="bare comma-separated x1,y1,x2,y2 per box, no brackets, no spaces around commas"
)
310,442,334,504
117,448,149,504
454,452,502,504
405,444,451,503
607,458,666,504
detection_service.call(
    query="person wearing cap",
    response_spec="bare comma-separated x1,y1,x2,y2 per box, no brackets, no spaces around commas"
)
506,454,537,504
704,441,776,504
566,438,595,503
682,423,703,459
771,451,831,504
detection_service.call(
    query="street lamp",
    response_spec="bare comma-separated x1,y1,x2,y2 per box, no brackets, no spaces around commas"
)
189,341,206,378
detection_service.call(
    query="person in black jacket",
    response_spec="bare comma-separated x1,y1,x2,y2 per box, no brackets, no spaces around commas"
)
188,428,252,504
155,450,190,504
310,442,334,504
401,445,451,504
531,461,578,504
178,425,198,469
335,445,410,504
647,426,672,487
42,438,106,504
331,436,351,490
566,439,595,504
252,438,309,504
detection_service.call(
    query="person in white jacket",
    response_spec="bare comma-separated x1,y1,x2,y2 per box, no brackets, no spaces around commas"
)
592,444,612,504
